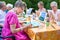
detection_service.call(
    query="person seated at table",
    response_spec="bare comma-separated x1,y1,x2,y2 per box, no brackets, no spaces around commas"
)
35,1,46,20
0,1,6,27
48,1,60,23
36,1,46,14
17,2,27,18
2,1,31,40
5,3,13,13
35,11,47,21
17,2,27,24
38,1,46,12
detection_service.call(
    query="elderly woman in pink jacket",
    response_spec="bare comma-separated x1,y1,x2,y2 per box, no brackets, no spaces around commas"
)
2,1,31,40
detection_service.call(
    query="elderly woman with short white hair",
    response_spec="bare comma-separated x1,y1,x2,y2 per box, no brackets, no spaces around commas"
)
48,1,60,25
6,3,13,10
5,3,13,13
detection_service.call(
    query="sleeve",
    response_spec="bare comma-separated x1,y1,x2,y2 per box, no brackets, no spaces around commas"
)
0,13,5,23
9,14,17,25
0,13,2,19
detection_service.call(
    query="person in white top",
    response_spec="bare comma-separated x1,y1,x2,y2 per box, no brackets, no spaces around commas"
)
0,1,6,27
38,1,46,12
48,1,60,23
36,1,46,20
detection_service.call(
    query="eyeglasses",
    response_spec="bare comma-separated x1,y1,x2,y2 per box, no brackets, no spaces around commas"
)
51,6,57,8
21,7,25,10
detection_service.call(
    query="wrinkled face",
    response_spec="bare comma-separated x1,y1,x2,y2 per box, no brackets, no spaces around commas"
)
2,3,7,11
16,7,24,14
7,6,12,10
51,6,57,11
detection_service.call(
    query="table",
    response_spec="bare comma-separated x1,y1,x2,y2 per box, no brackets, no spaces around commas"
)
25,25,60,40
18,17,60,40
51,23,60,40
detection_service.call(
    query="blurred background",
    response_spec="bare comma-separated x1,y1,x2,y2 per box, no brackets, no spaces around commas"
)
0,0,60,10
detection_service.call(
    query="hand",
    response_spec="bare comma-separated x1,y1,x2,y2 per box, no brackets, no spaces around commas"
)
20,24,32,30
27,24,32,28
36,11,40,16
24,24,32,28
23,24,32,32
0,24,3,27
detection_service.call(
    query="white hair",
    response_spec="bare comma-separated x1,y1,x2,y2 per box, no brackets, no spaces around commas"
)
6,3,13,8
50,1,57,7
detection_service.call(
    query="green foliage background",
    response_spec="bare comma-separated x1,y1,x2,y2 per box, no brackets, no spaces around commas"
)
1,0,60,10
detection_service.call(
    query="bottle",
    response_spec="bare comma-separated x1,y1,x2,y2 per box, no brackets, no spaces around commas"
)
45,13,50,27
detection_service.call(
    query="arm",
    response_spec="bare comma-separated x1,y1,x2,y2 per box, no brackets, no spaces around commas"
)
10,24,21,33
36,10,40,17
0,13,4,27
48,12,56,23
9,12,31,33
57,13,60,21
10,24,32,33
48,12,55,20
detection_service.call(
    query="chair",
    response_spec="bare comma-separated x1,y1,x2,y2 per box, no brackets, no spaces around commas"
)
0,27,15,40
0,35,15,40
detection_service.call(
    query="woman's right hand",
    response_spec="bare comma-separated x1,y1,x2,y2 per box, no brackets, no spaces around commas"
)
23,24,32,32
22,24,32,29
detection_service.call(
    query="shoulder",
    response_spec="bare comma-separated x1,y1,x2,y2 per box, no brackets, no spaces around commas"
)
7,10,16,16
57,9,60,14
43,8,46,10
6,10,17,18
57,9,60,12
43,8,46,11
47,10,52,13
